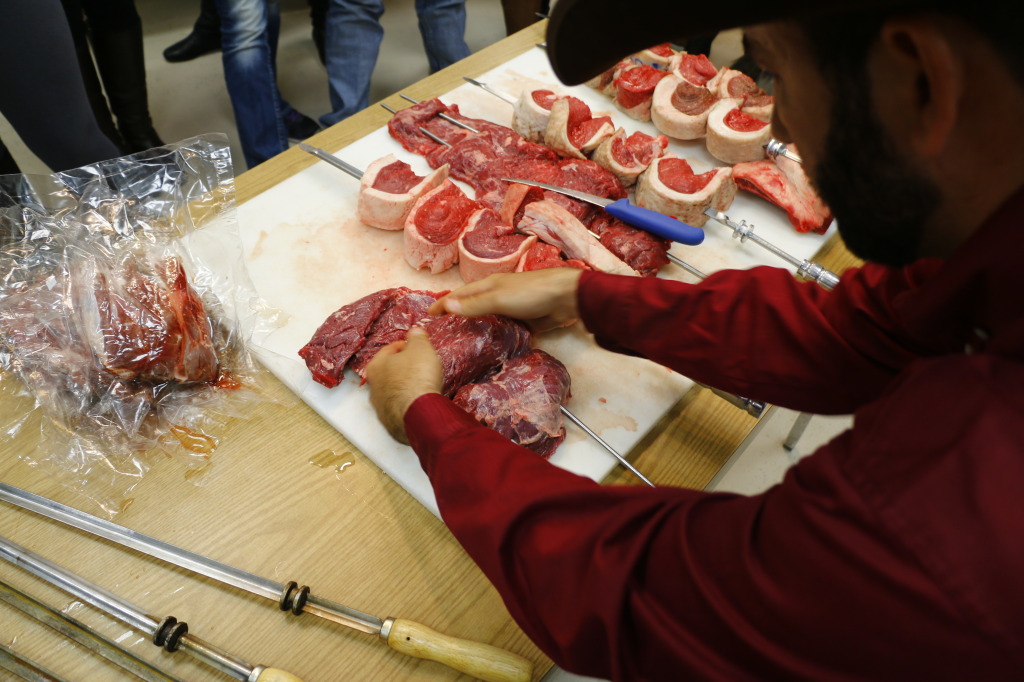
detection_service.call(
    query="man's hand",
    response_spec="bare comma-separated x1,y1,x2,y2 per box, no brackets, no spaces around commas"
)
428,268,583,332
364,327,443,444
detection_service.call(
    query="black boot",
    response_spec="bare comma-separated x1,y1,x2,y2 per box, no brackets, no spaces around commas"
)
88,18,165,153
164,0,221,63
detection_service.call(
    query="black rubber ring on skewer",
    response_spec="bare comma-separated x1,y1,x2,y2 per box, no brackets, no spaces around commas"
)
291,585,310,615
153,616,189,652
279,581,298,611
279,581,310,615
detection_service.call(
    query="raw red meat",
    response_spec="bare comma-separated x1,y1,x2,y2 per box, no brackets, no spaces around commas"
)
298,287,414,388
593,129,669,187
675,53,719,85
733,155,834,234
724,108,769,132
424,314,532,396
516,242,590,272
590,214,670,277
370,160,421,193
75,254,218,384
410,182,477,243
458,208,536,283
351,290,438,376
658,157,716,194
670,80,717,116
300,288,533,398
452,349,570,458
613,65,670,112
425,127,558,195
461,209,529,259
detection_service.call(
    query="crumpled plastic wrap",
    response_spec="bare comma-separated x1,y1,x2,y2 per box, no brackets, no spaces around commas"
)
0,134,273,515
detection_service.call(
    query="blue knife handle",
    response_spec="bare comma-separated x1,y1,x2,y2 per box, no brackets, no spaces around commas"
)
604,199,705,245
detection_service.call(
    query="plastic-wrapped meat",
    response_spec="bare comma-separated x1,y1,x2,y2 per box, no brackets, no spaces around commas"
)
422,313,532,396
299,286,418,388
517,200,638,276
458,208,536,283
733,150,833,234
358,155,450,230
612,64,670,121
706,97,772,164
73,253,218,384
544,96,614,159
589,214,669,277
403,180,479,274
592,128,669,187
636,155,736,227
452,349,570,458
516,242,591,272
651,74,718,140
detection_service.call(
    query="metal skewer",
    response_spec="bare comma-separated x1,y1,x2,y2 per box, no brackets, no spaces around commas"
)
0,643,67,682
0,534,299,682
462,77,517,105
0,484,532,682
703,209,839,290
399,93,480,134
764,139,803,164
0,579,180,682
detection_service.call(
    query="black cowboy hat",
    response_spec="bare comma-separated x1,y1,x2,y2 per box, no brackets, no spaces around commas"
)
545,0,945,84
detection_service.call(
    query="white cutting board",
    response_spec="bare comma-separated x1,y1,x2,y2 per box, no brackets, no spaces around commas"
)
234,48,835,517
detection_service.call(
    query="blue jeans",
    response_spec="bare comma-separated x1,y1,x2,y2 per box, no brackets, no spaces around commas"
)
320,0,470,127
216,0,300,168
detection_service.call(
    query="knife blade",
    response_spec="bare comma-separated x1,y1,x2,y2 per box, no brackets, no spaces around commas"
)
502,177,705,246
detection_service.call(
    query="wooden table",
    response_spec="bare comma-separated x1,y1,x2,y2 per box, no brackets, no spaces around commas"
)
0,22,861,682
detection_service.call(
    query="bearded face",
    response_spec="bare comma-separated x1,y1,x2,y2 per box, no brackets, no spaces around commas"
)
806,47,943,267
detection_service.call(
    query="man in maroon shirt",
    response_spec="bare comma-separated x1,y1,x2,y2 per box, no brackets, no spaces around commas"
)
366,1,1024,679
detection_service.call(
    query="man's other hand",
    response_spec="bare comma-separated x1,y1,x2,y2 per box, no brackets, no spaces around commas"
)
428,269,583,333
365,327,443,444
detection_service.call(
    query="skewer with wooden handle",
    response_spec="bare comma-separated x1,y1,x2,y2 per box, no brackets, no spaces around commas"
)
0,534,302,682
0,484,532,682
0,579,181,681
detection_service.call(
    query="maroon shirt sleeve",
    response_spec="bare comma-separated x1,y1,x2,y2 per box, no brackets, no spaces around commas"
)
576,263,942,414
405,390,1012,681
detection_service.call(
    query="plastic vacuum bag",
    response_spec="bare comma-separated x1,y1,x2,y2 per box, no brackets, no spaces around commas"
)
0,134,273,515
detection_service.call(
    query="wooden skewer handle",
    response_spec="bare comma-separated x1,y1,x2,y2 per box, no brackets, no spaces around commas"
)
383,618,533,682
253,668,304,682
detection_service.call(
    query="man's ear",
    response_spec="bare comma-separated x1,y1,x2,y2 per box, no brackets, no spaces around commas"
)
873,17,963,157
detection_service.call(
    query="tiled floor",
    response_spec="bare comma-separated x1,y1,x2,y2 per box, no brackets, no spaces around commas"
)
1,5,853,680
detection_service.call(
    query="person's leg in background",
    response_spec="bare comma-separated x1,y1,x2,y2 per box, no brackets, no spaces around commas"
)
82,0,164,152
415,0,470,74
215,0,288,168
0,0,120,171
320,0,385,127
307,0,328,65
59,0,125,151
164,0,222,63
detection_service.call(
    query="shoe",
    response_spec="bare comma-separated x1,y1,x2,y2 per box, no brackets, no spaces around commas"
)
284,110,322,141
163,30,221,63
